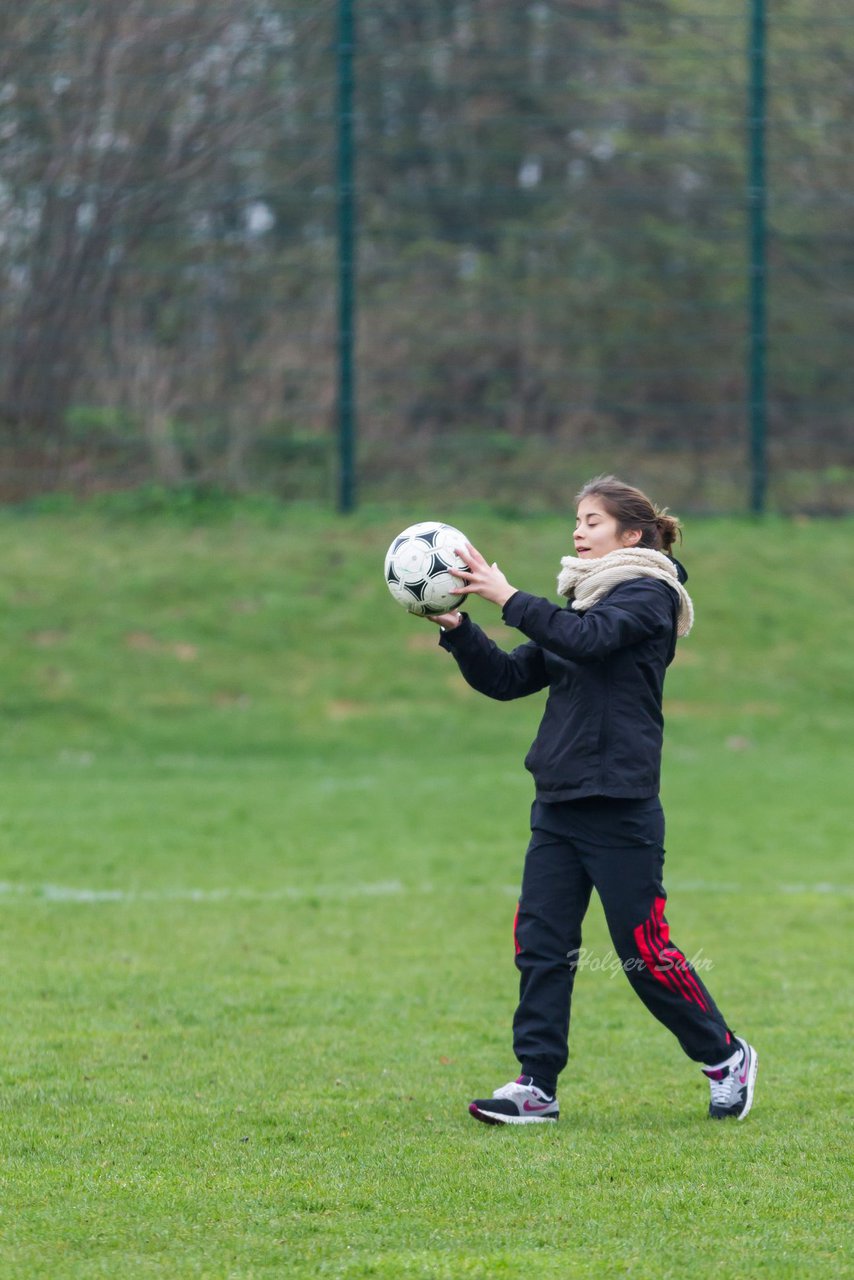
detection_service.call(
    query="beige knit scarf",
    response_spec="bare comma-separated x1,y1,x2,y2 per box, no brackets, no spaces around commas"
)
557,547,694,638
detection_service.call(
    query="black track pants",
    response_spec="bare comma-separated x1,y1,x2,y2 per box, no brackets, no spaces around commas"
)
512,798,735,1084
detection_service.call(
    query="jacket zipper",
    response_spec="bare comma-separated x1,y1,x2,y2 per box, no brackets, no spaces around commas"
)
596,666,611,787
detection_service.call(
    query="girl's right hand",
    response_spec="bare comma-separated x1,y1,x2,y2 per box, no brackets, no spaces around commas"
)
425,610,463,630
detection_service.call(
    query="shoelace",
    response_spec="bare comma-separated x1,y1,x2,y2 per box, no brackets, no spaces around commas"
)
492,1079,552,1103
707,1072,733,1106
706,1055,743,1106
493,1080,527,1100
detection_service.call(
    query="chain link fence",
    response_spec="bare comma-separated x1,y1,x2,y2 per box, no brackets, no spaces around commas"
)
0,1,851,513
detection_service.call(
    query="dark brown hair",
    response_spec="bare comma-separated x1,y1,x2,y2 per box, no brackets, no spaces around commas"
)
575,475,682,555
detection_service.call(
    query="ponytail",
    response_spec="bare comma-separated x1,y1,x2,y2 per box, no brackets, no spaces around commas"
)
654,511,682,555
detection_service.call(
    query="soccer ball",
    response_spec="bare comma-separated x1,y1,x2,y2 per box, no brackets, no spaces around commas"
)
384,521,470,616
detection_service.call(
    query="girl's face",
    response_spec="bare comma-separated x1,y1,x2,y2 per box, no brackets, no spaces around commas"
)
574,496,641,559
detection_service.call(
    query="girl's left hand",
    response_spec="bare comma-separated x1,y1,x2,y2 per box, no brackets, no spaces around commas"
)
450,542,517,608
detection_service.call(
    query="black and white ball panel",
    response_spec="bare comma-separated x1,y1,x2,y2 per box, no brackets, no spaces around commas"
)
384,521,470,615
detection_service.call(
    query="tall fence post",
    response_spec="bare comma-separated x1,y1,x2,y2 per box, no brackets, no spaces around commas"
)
747,0,768,515
336,0,357,513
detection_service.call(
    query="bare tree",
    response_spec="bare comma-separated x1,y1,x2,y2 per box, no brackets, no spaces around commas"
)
0,0,291,440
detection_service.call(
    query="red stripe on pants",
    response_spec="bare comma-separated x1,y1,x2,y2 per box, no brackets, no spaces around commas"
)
634,897,709,1012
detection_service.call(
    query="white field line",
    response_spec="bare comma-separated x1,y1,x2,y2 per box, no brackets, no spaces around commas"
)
0,879,407,905
0,878,850,906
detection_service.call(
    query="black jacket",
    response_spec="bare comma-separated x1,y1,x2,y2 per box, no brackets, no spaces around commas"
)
439,564,687,801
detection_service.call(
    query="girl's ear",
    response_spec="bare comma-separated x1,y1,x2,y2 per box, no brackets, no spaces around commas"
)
622,528,642,547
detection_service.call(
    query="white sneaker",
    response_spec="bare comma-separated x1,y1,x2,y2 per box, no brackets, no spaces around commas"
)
468,1075,559,1125
703,1037,759,1119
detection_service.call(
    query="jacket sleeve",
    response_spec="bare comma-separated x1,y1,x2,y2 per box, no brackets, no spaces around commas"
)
501,580,674,661
438,613,548,701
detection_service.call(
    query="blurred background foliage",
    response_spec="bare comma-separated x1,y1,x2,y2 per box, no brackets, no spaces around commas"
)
0,0,851,512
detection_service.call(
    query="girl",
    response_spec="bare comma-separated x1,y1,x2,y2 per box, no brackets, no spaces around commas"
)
429,476,758,1124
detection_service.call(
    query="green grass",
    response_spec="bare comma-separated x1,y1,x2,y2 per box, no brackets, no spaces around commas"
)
0,503,851,1278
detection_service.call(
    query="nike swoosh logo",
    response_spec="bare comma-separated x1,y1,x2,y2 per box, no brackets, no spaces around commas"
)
523,1098,554,1112
739,1053,749,1085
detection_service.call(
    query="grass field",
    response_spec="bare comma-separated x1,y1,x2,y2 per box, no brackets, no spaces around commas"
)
0,501,851,1278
